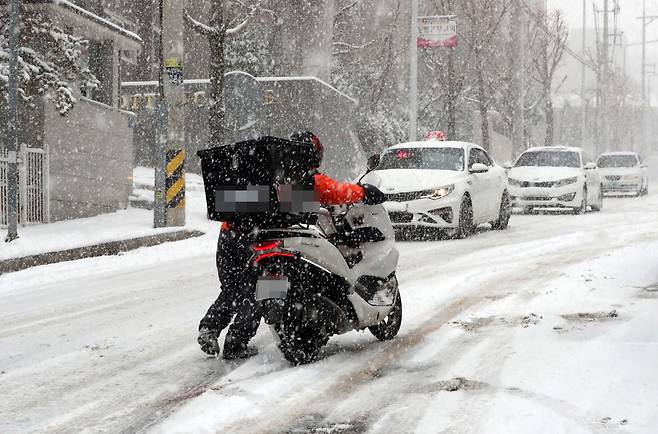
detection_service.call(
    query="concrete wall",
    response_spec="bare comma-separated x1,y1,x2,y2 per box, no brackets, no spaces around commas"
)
44,97,134,221
0,97,45,152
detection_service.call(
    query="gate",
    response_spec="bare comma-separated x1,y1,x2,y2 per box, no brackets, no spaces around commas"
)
0,145,50,227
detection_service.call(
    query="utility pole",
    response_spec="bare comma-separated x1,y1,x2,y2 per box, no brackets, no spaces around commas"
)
511,1,525,157
639,0,658,158
599,0,609,157
641,0,647,158
5,0,20,243
154,0,186,228
409,0,419,142
580,0,588,148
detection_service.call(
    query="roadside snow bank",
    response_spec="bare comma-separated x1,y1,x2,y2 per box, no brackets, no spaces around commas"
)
1,167,212,262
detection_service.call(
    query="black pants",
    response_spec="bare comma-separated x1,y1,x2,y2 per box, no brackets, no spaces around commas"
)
199,229,262,352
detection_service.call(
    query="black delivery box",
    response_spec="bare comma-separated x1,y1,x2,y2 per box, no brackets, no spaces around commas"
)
197,136,319,222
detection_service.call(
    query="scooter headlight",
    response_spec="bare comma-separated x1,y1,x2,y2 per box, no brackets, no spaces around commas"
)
422,184,454,200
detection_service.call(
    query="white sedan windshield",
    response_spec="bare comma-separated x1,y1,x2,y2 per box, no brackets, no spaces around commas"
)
377,147,465,171
515,151,580,168
597,155,638,168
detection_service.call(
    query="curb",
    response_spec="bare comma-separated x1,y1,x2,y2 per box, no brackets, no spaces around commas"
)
0,230,205,275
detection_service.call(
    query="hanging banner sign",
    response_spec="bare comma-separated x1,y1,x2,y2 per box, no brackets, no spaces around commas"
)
417,15,457,48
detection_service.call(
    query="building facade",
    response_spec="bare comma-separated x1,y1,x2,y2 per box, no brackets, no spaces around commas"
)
1,0,140,223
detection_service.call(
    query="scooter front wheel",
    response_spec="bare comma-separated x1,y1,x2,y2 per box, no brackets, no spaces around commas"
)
368,291,402,341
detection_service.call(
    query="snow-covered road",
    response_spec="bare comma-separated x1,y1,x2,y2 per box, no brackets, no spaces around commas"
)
2,190,658,434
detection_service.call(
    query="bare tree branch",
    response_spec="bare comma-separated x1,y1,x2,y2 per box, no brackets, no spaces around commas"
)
226,0,265,35
335,1,358,19
183,9,217,36
332,41,373,50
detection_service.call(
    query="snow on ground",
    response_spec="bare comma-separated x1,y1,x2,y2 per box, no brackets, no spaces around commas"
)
1,167,212,261
1,165,658,433
153,192,658,434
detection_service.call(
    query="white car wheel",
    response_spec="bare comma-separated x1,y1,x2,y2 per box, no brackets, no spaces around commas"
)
491,191,512,230
453,196,475,239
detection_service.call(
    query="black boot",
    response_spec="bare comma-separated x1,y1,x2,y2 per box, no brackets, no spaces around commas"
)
198,327,220,356
222,332,258,359
222,345,259,360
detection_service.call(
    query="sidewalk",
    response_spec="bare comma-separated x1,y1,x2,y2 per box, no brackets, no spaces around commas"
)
1,167,215,274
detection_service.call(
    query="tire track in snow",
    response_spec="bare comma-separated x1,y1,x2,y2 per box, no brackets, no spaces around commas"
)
219,232,658,434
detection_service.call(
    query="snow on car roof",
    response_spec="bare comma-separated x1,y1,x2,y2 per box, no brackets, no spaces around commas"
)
387,140,480,150
598,151,638,156
523,146,582,153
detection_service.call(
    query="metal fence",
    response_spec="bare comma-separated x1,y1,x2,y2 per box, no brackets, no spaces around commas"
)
0,145,50,227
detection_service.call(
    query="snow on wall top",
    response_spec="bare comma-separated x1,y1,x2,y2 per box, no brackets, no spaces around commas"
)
48,0,143,43
121,75,357,105
257,76,357,104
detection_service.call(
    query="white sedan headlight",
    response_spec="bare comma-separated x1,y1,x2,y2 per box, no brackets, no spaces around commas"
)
421,184,454,200
508,178,522,186
554,177,578,188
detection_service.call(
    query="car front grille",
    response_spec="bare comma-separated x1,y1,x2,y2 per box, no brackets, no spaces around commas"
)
605,175,621,181
388,211,414,223
523,196,552,201
518,181,555,188
385,190,432,202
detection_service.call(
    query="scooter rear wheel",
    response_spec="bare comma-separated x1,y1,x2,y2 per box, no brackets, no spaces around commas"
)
278,303,330,365
368,291,402,341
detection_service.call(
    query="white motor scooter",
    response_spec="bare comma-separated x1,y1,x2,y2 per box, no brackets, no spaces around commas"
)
252,157,402,364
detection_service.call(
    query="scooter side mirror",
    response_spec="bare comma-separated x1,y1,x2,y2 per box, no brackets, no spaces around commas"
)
367,154,381,172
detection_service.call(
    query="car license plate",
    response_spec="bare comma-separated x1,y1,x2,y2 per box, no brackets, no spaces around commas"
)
256,276,289,300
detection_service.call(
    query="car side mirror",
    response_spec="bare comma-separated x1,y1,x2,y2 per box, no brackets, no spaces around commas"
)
502,162,513,170
641,164,648,169
366,154,380,171
584,162,597,170
470,163,489,174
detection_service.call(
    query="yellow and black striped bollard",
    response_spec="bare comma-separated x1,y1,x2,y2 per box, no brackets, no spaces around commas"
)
166,149,185,210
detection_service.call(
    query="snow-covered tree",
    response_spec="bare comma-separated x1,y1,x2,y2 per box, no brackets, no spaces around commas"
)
530,10,568,147
459,0,510,151
184,0,276,146
0,6,98,115
330,0,409,154
224,26,277,76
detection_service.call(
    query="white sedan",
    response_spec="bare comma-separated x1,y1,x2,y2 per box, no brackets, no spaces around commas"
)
508,146,603,214
363,141,511,238
597,152,649,196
